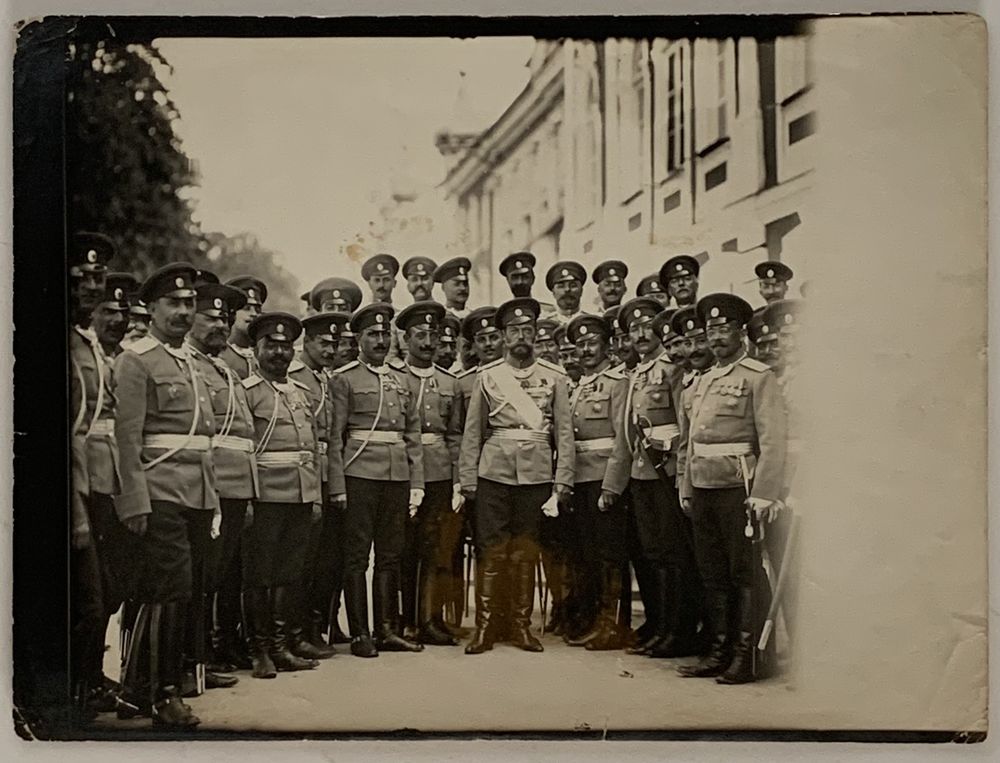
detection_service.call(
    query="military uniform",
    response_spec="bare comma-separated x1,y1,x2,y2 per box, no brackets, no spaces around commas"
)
676,293,787,685
459,298,575,654
220,276,268,380
603,297,702,659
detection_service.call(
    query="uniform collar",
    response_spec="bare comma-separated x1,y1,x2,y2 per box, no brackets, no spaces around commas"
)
228,342,254,359
634,347,665,374
152,333,190,362
577,360,611,387
361,360,390,376
705,351,746,381
407,362,435,379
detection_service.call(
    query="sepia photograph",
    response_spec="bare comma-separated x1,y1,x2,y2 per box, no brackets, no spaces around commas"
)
9,8,990,747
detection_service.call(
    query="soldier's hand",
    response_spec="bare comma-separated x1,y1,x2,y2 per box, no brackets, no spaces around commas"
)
680,497,693,516
598,490,617,512
332,493,348,510
71,522,91,551
312,503,323,524
554,484,573,507
748,498,777,523
451,484,465,513
244,502,254,528
210,507,222,539
461,486,477,502
124,515,148,536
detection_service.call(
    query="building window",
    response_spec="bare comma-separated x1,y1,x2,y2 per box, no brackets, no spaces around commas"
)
788,111,816,144
665,46,685,174
705,162,727,191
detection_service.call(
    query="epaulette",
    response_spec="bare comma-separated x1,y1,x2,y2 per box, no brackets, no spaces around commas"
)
333,360,359,374
480,358,503,371
129,336,158,355
242,374,264,389
739,357,771,373
609,362,628,375
434,364,457,378
537,358,567,375
601,365,627,381
387,357,407,371
288,358,306,373
290,377,311,392
456,366,478,379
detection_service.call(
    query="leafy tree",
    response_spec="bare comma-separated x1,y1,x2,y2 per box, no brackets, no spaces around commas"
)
202,231,302,314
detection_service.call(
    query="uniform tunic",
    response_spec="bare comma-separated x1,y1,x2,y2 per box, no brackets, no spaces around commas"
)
404,362,463,485
289,355,332,493
219,342,257,381
71,327,121,497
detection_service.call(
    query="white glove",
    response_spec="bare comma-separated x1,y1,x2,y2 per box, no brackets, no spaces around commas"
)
451,484,465,513
210,507,222,540
541,493,560,518
409,488,425,518
747,498,778,523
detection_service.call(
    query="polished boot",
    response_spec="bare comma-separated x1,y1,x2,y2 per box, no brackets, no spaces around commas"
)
329,620,352,645
418,566,459,646
286,585,335,661
305,614,337,657
648,566,700,658
510,561,544,652
270,587,318,672
373,570,424,652
152,694,200,728
247,588,277,679
435,566,470,637
678,592,732,678
717,587,760,685
153,604,201,728
586,563,626,651
465,555,499,654
344,571,378,657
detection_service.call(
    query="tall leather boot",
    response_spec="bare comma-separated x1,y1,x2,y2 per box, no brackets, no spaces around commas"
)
288,583,336,661
118,603,151,718
328,591,352,645
465,554,500,654
373,570,424,652
510,559,544,652
587,563,626,651
270,587,318,672
626,563,665,655
435,567,469,637
343,571,377,657
679,591,733,678
542,551,564,635
419,564,459,646
648,566,701,658
717,585,763,685
246,587,276,679
306,610,338,657
152,602,200,728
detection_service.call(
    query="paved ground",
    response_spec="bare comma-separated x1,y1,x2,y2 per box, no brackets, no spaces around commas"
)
94,610,805,736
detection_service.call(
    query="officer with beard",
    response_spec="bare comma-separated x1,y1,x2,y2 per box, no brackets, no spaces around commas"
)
114,263,218,727
123,291,152,350
184,282,251,687
434,313,461,372
433,257,472,320
660,255,700,309
221,276,267,379
402,257,437,303
241,313,323,677
635,274,670,308
498,252,537,298
397,302,466,646
329,303,425,657
676,294,786,685
288,313,346,662
593,261,628,311
459,298,575,654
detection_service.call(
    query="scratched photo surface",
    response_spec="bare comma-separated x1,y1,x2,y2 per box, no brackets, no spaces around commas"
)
14,12,987,741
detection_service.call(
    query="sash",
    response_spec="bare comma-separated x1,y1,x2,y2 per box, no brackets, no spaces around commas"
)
484,363,545,431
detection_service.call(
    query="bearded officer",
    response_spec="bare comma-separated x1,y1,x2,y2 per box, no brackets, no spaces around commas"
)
593,260,628,311
498,252,537,298
635,274,670,308
459,297,575,654
123,282,152,350
602,297,702,660
755,261,794,305
184,283,251,687
240,313,323,677
114,263,218,727
402,256,437,303
329,303,425,657
434,312,461,372
396,302,466,646
287,313,346,661
562,314,630,650
433,256,472,319
676,293,786,685
220,276,267,379
543,261,587,327
660,255,700,309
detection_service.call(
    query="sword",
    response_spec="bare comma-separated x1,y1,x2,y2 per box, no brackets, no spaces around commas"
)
464,543,473,618
537,559,548,636
758,512,800,651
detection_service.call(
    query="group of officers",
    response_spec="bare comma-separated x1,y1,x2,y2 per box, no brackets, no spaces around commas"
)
69,231,804,729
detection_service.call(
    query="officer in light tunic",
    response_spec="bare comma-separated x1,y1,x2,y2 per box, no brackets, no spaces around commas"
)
602,297,702,660
114,263,218,728
329,303,425,658
220,276,267,379
593,260,628,311
241,312,322,678
542,261,587,327
676,293,786,685
402,256,438,302
755,260,794,305
433,256,472,320
660,254,700,309
459,297,575,654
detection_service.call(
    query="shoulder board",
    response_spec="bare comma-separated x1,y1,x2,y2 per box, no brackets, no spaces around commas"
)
387,358,407,371
601,366,627,381
456,366,478,379
290,378,311,392
129,336,158,355
434,364,457,378
739,357,771,373
288,358,306,372
333,360,359,374
480,358,503,371
537,358,567,375
242,374,264,389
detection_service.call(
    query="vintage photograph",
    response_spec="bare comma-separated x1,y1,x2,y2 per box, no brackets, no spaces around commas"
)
10,12,989,743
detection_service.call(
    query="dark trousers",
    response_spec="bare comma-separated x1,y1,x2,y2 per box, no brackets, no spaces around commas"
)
625,496,653,630
304,504,344,638
242,502,312,588
474,479,549,563
569,481,627,628
70,538,104,694
205,498,248,656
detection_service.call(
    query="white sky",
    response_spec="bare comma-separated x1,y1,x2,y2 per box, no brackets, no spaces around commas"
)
154,36,535,290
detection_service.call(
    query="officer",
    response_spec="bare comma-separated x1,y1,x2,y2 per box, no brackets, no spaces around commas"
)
543,261,587,327
498,251,537,298
310,276,363,314
299,290,315,317
671,306,716,384
329,303,425,657
184,282,251,689
402,256,438,302
361,253,400,305
287,313,346,661
755,260,794,305
651,308,682,367
676,293,786,685
124,289,152,349
602,306,624,368
434,312,461,372
602,297,702,659
593,260,628,311
534,318,561,365
114,263,218,727
747,307,779,364
562,314,630,650
240,312,323,677
91,273,135,357
635,274,670,308
459,297,575,654
660,255,700,308
554,325,582,384
221,276,267,379
397,302,466,646
433,256,472,319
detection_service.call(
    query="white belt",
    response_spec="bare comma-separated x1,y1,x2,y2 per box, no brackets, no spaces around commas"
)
575,437,615,453
143,434,212,451
787,438,803,455
647,423,680,448
693,441,754,457
87,419,115,438
489,428,550,444
318,441,329,456
420,432,445,446
348,430,403,444
256,450,314,466
212,435,254,453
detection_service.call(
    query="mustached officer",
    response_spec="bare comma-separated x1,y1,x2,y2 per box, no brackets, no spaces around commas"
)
221,276,267,379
